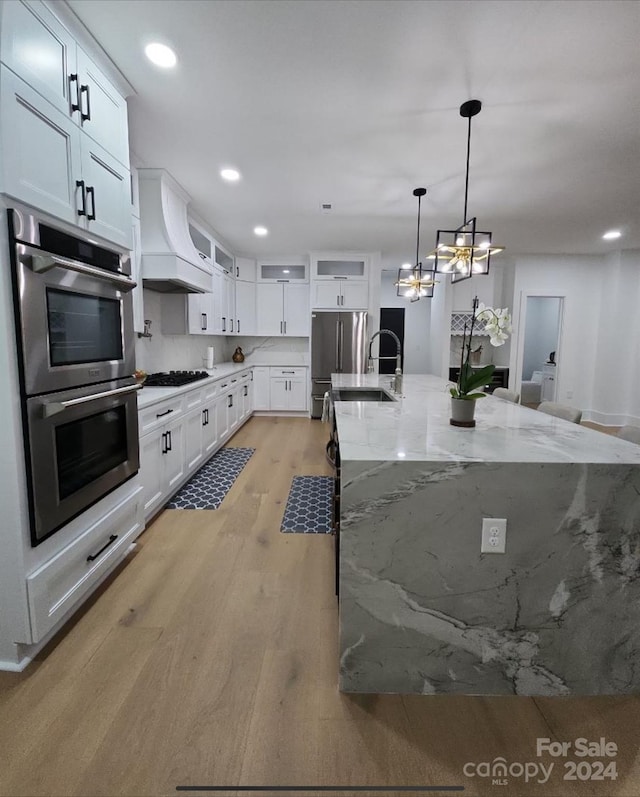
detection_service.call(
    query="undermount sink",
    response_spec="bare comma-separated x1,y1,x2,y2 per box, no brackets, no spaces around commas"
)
332,387,397,402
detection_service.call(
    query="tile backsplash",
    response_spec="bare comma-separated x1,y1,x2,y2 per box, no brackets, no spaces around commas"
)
134,289,231,373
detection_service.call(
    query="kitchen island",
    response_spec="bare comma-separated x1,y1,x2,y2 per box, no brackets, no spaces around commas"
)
332,373,640,695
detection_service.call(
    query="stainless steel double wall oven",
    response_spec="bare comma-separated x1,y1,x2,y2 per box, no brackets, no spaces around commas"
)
8,209,140,545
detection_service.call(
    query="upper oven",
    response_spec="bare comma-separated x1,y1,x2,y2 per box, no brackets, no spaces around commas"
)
8,208,136,396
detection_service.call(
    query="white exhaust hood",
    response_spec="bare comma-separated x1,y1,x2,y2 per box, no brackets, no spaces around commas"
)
138,169,210,293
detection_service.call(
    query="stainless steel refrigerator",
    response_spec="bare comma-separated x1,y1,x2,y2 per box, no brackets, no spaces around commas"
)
310,311,368,418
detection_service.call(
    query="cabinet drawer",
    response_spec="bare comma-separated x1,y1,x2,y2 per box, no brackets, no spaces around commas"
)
27,485,143,642
184,388,203,410
138,396,184,436
270,367,306,379
203,382,219,401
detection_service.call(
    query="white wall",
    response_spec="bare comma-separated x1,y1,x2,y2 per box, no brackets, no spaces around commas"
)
510,255,602,418
521,297,561,380
379,271,432,373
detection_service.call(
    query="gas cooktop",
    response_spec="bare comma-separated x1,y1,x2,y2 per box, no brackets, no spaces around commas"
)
144,371,210,387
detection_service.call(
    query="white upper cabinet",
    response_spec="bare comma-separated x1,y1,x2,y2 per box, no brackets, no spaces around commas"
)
312,279,368,310
0,0,77,118
75,49,129,168
215,244,234,276
235,256,255,282
257,258,308,282
188,218,214,267
310,253,369,281
0,66,81,225
235,279,255,336
79,135,132,248
256,283,310,336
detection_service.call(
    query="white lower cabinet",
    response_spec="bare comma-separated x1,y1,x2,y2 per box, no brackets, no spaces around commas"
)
252,367,270,410
139,413,185,520
269,367,308,411
26,484,143,642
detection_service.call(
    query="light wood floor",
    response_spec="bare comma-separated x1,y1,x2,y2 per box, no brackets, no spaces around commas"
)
1,416,639,797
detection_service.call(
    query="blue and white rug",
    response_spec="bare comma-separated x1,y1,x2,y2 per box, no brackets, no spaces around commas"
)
166,447,255,510
280,475,333,534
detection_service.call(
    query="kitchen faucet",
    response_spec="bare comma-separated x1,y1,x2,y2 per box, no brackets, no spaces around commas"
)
367,329,403,393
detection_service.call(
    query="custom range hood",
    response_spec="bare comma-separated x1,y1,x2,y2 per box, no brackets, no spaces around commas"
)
138,169,209,293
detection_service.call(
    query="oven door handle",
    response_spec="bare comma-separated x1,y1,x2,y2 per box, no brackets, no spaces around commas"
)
31,253,137,291
43,383,142,418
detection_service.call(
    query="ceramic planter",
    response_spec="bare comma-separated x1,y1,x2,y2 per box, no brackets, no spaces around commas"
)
450,396,476,427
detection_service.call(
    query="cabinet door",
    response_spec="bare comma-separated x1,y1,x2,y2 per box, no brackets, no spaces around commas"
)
312,281,342,309
228,389,240,432
0,67,81,225
252,367,270,411
283,283,310,335
269,378,289,411
77,48,129,168
242,381,252,420
288,378,307,411
187,293,215,335
216,394,230,441
164,419,185,494
80,136,132,248
0,0,77,118
211,268,224,334
341,281,369,310
202,400,218,456
235,279,255,336
235,257,256,281
139,432,164,520
225,274,236,334
131,216,145,334
185,408,205,473
256,283,284,336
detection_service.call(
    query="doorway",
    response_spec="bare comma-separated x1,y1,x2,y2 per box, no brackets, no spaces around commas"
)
519,296,563,404
379,308,405,374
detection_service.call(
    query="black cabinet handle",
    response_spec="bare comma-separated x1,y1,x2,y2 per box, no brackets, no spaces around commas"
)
166,429,172,451
228,395,233,408
80,83,91,121
282,370,295,374
156,408,174,418
231,378,237,383
198,252,206,259
237,319,240,333
87,534,118,562
161,431,167,454
231,319,234,333
86,185,96,220
69,73,80,113
236,266,239,277
244,385,248,396
76,180,86,216
201,313,207,331
222,317,226,332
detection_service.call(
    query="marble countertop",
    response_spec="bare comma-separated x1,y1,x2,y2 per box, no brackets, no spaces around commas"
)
332,373,640,464
137,362,252,409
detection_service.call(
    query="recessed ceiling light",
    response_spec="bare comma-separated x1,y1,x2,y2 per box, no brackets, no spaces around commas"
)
401,263,412,270
282,269,290,274
220,168,240,182
602,229,622,240
144,42,177,68
254,226,268,236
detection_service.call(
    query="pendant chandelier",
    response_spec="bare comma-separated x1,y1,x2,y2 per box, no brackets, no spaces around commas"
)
395,187,437,301
430,99,504,283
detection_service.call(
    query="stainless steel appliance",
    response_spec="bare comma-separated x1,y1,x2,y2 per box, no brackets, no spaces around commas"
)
25,378,140,543
310,311,368,418
8,209,140,545
8,208,136,396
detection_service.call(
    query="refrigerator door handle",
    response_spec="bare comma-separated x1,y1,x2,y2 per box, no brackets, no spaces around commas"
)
335,320,340,371
339,320,344,372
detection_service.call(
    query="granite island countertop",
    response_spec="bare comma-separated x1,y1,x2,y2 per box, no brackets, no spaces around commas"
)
333,373,640,696
331,373,640,465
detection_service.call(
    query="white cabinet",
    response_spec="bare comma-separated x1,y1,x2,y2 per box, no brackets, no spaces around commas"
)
139,410,185,520
312,279,368,309
311,254,369,281
257,261,308,282
188,218,214,266
235,257,255,281
0,1,130,168
187,292,216,335
75,48,129,168
215,243,234,276
235,279,255,336
256,282,310,336
185,407,206,473
252,367,270,411
269,367,308,411
211,269,235,334
224,274,236,334
0,65,131,248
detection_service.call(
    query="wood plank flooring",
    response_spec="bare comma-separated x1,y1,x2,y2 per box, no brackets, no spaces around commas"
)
1,416,640,797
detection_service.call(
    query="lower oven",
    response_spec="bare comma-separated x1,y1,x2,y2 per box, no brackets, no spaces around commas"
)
25,378,141,545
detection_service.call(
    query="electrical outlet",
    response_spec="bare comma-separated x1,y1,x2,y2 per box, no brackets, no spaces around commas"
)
481,518,507,554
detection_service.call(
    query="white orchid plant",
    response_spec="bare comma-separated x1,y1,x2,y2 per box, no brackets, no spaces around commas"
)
450,297,513,400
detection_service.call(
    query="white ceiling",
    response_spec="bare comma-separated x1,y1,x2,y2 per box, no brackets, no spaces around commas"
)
67,0,640,263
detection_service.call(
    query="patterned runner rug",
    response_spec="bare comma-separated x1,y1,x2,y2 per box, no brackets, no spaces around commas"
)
166,447,255,510
280,475,333,534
